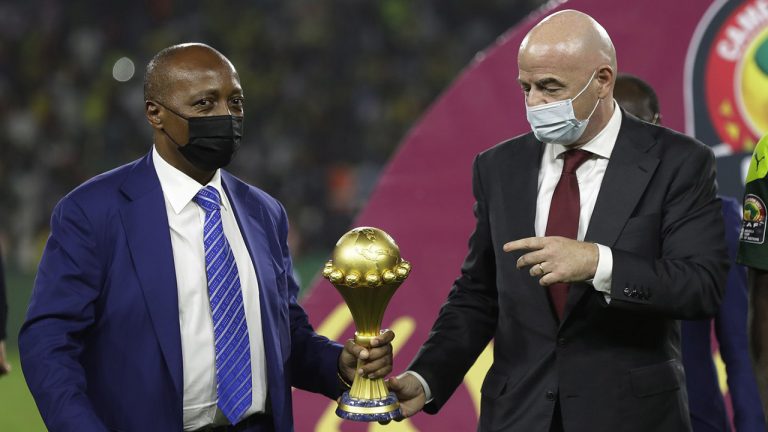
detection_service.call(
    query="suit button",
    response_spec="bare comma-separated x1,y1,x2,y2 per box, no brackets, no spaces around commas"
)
557,338,566,347
546,390,556,401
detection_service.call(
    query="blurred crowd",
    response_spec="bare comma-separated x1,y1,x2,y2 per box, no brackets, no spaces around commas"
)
0,0,545,273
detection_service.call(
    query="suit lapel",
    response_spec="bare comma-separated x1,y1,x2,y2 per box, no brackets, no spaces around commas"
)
119,153,183,396
499,136,559,331
500,135,541,242
562,113,660,323
221,173,284,395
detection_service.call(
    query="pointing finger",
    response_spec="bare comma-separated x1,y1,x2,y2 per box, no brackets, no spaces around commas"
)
504,237,544,253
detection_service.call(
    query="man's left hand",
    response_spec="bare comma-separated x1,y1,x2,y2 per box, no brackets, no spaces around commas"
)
339,330,395,383
504,236,598,286
0,340,11,376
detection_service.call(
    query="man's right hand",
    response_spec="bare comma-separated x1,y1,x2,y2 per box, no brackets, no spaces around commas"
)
386,373,427,419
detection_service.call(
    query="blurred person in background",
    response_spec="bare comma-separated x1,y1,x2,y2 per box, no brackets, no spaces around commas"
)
0,245,9,376
19,43,393,432
0,1,546,276
615,73,766,431
737,133,768,421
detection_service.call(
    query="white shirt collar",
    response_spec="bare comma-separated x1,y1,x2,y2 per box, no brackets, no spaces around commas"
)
549,99,623,161
152,146,228,215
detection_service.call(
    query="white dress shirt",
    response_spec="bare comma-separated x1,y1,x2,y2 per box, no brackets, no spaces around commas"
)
535,100,622,298
408,101,623,402
152,147,267,430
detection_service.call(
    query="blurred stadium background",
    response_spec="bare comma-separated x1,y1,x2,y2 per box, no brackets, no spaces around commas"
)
0,1,547,429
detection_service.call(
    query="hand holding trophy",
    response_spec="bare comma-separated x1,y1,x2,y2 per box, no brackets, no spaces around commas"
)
323,227,411,422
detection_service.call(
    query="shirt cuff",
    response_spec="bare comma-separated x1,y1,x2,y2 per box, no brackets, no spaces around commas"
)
590,243,613,304
404,370,433,403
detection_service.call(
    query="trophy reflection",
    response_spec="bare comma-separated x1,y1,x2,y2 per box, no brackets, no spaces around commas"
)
322,227,411,422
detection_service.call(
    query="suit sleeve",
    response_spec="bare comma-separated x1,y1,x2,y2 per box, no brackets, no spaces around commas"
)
408,155,499,413
608,144,729,319
714,198,767,431
275,203,344,399
18,197,108,432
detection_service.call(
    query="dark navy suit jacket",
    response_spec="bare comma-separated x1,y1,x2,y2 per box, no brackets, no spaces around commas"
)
19,153,342,431
409,112,729,431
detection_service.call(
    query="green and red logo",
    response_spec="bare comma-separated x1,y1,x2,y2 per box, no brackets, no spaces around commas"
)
742,193,767,243
744,194,766,222
687,0,768,197
706,0,768,152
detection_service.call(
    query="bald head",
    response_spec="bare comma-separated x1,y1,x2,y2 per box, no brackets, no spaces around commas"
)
518,10,618,146
143,43,244,183
520,10,616,74
143,43,238,103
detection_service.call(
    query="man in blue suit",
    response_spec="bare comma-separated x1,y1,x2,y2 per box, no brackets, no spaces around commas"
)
19,43,394,432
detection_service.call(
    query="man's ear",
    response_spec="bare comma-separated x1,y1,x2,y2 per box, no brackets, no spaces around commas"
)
596,65,614,99
145,100,163,130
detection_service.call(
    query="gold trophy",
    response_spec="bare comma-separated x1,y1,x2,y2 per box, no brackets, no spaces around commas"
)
322,227,411,422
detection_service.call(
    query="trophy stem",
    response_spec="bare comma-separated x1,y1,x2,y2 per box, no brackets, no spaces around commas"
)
349,358,390,400
336,350,401,421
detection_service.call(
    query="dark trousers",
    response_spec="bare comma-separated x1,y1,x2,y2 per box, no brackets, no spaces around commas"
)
192,413,273,432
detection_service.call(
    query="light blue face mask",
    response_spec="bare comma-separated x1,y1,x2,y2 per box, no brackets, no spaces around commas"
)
525,70,600,145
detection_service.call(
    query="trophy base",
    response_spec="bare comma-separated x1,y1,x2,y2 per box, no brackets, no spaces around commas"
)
336,391,402,422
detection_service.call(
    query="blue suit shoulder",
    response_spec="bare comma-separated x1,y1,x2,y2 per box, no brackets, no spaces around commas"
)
50,158,144,230
221,170,288,243
59,158,141,207
220,171,288,224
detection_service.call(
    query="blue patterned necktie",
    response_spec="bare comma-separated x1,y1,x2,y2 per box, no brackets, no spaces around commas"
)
193,186,252,424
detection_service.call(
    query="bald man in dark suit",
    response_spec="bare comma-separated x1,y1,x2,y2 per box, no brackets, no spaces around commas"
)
389,10,729,432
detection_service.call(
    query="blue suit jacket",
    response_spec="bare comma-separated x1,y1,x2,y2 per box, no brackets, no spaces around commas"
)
19,153,343,432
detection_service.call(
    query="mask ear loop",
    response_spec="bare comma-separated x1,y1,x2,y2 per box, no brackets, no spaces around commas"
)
161,127,186,148
574,70,601,123
572,69,598,101
153,100,189,148
582,96,602,122
153,100,189,121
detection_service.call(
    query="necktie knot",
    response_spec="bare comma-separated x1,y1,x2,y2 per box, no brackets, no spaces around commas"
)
193,186,221,213
562,149,592,174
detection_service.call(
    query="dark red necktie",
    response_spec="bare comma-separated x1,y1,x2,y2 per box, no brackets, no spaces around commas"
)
545,149,592,320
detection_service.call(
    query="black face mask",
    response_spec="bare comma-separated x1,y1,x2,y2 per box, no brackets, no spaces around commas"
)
156,102,243,172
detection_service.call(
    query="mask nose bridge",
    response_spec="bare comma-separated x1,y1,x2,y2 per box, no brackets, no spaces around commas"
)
212,103,234,117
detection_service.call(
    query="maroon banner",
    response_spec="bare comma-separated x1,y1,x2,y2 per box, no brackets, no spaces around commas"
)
294,1,759,430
